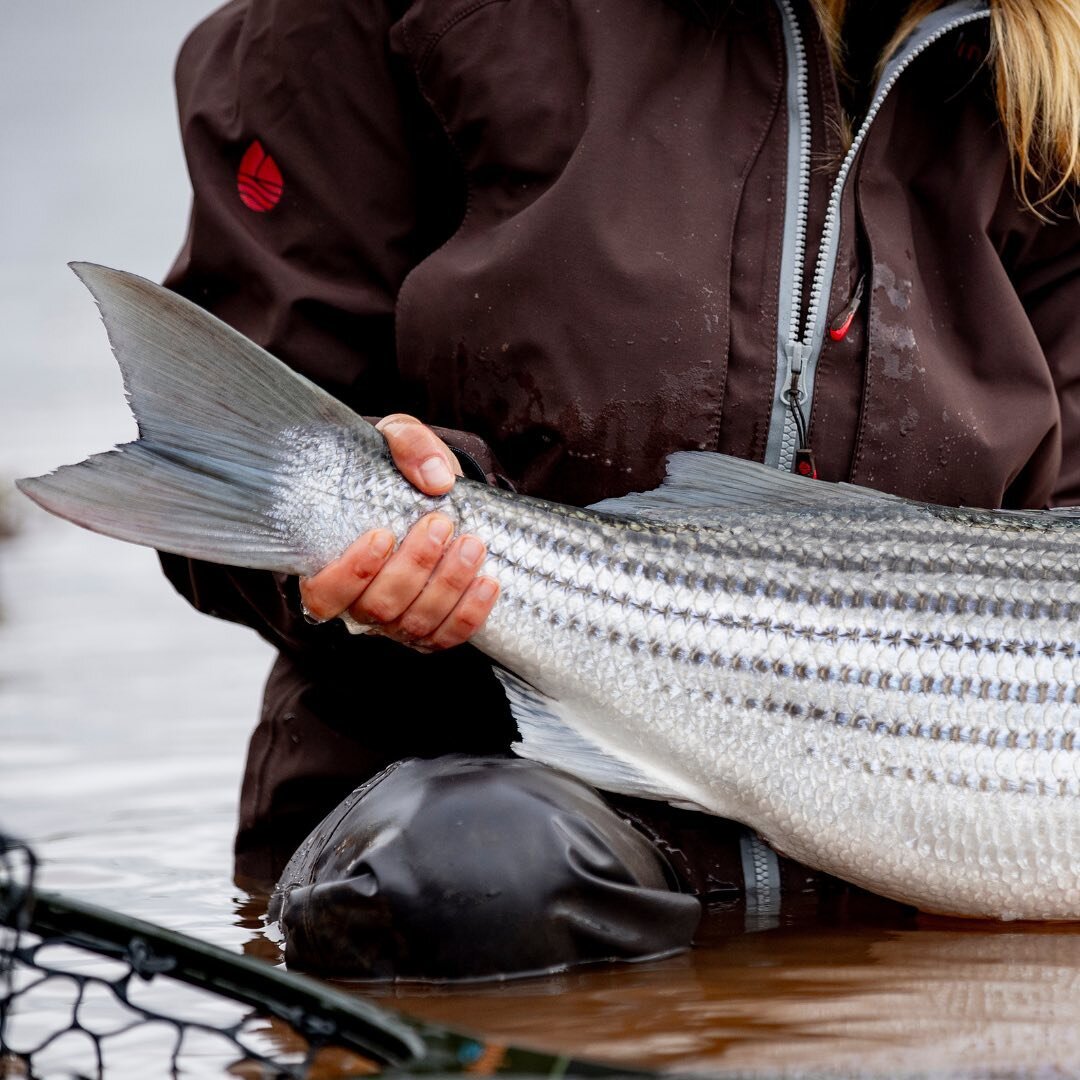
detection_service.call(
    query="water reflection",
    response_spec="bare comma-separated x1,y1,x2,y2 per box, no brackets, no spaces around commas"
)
361,904,1080,1076
235,885,284,967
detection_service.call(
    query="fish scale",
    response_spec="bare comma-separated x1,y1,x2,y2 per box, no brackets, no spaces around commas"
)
18,264,1080,920
438,488,1080,917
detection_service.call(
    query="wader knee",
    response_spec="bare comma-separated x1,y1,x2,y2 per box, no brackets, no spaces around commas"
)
269,755,702,979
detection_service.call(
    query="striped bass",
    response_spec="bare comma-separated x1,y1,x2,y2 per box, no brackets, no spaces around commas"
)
18,265,1080,921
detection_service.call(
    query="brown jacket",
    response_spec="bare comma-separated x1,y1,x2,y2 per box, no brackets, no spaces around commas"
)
161,0,1080,878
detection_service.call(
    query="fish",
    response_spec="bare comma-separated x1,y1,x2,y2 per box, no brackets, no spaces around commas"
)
17,263,1080,921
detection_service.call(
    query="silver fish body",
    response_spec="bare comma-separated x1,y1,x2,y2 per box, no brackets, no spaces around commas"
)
272,429,1080,920
19,265,1080,920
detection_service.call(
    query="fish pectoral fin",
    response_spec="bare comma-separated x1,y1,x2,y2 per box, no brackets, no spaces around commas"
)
493,667,690,805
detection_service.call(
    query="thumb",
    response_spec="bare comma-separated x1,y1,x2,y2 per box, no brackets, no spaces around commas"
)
375,414,462,495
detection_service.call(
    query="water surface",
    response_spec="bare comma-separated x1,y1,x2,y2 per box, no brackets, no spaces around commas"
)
379,911,1080,1076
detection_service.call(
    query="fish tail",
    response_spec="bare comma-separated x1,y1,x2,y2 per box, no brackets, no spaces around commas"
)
16,263,382,575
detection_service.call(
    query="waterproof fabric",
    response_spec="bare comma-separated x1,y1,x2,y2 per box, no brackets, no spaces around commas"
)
157,0,1080,884
270,756,702,979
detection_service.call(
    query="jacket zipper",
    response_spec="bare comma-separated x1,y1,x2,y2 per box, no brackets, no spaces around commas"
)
764,0,991,473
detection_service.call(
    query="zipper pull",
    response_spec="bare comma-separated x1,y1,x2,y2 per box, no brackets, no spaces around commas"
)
789,377,816,478
828,274,866,342
782,341,817,478
784,339,811,382
794,447,817,478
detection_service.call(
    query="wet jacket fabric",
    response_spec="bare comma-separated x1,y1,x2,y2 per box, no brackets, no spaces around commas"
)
161,0,1080,883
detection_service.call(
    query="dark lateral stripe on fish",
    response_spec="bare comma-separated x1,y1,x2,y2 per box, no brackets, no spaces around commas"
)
672,646,1075,706
491,546,1078,632
478,511,1079,618
495,512,1080,587
749,694,1080,752
651,531,1078,587
491,551,1078,624
473,497,1080,586
500,590,1079,712
511,588,1079,665
706,695,1080,794
629,683,1080,769
819,751,1080,800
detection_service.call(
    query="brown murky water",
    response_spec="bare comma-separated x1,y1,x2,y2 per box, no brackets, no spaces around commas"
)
375,915,1080,1075
375,910,1080,1075
4,4,1080,1077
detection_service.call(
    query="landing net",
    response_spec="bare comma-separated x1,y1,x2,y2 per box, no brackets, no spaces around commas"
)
0,832,644,1079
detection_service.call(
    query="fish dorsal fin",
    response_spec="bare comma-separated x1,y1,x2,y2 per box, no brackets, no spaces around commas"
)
970,505,1080,527
493,668,710,811
588,451,903,522
589,451,1080,531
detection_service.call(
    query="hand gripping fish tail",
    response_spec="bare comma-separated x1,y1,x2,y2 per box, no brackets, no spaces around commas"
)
18,264,1080,922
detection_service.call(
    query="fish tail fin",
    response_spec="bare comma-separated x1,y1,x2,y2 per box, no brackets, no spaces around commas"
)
16,263,382,575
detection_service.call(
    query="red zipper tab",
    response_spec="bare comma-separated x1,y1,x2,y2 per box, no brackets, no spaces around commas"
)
794,448,817,478
829,274,866,341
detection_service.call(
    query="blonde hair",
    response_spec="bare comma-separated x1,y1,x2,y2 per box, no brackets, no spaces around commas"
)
812,0,1080,213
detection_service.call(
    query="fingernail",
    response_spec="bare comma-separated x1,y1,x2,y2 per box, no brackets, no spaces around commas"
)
459,536,484,564
368,530,394,558
419,456,454,490
474,578,499,603
428,516,453,544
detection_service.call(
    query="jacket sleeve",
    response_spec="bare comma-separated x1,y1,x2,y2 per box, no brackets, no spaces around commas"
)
1009,207,1080,508
159,0,492,653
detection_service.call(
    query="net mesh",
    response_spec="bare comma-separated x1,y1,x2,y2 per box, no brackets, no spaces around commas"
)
0,832,423,1078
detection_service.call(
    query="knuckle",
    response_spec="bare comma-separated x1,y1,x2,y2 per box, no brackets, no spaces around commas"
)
396,612,432,641
436,560,478,594
453,613,483,635
404,541,442,572
300,564,333,593
450,605,485,636
355,596,399,625
347,556,380,585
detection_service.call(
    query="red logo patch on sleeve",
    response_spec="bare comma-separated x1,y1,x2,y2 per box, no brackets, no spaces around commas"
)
237,140,283,212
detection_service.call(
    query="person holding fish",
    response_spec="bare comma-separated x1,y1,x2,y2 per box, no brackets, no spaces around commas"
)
141,0,1080,975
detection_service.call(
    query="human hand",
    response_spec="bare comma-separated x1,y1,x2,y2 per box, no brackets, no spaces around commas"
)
298,414,499,650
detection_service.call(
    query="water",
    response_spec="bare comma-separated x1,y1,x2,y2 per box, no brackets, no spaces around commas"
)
0,0,272,955
3,4,1080,1077
381,915,1080,1076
